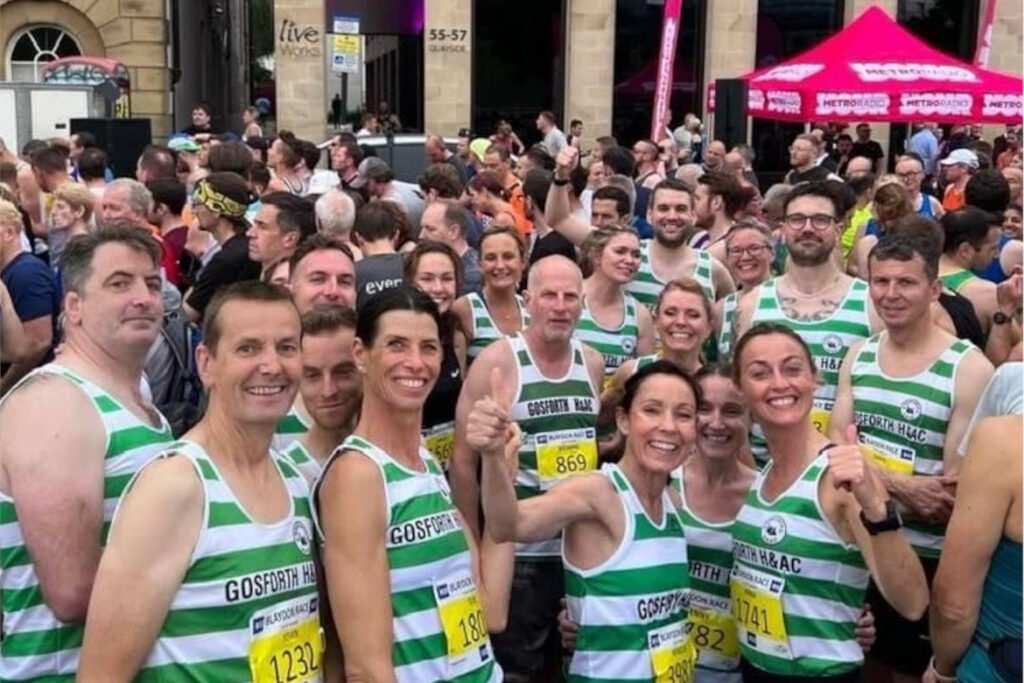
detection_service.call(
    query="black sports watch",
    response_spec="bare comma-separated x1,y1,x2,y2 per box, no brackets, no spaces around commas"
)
860,500,902,536
993,311,1012,325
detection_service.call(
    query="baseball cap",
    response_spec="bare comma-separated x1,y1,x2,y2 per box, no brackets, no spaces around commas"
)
470,138,491,161
168,137,201,153
940,149,979,169
349,157,391,189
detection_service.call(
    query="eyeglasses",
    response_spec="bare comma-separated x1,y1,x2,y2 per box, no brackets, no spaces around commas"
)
726,244,772,258
783,213,836,230
897,171,921,180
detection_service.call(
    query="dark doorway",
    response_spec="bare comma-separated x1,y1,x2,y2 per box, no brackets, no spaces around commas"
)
472,0,566,146
752,0,845,185
612,0,706,147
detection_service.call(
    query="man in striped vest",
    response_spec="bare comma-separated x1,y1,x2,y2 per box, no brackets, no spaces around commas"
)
731,181,883,466
78,282,332,681
0,226,175,681
831,233,993,683
545,146,735,311
453,255,605,681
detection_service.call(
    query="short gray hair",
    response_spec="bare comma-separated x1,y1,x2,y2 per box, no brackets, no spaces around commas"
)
314,189,356,235
106,178,153,218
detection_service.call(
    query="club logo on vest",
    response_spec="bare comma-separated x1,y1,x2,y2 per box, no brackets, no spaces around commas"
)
621,337,636,354
900,399,922,422
823,334,844,355
761,516,787,546
292,520,312,555
436,475,452,503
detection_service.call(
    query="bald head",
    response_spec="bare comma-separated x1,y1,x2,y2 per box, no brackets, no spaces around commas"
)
845,156,873,179
525,255,584,342
527,254,582,292
425,134,448,162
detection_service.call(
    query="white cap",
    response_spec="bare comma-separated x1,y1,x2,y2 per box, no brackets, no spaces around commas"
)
939,149,979,169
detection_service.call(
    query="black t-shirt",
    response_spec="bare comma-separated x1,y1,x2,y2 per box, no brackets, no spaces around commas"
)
355,252,404,308
939,291,986,349
529,230,576,267
784,165,833,185
850,140,884,163
185,233,261,316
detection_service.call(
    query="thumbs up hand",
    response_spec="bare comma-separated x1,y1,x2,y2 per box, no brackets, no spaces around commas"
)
828,425,888,521
467,367,518,460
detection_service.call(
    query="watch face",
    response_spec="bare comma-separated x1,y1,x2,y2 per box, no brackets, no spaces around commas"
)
994,312,1010,324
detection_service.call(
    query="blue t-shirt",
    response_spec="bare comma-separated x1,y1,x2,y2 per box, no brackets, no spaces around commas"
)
1,251,60,359
975,233,1012,285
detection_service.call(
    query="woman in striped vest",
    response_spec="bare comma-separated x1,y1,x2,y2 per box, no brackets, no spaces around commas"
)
599,279,713,438
729,323,928,682
314,286,511,682
453,224,529,363
471,360,699,682
574,226,654,387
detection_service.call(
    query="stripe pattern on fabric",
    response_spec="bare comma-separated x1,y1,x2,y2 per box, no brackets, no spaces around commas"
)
626,241,716,312
748,278,872,466
731,453,869,677
509,335,599,556
0,364,173,682
850,334,973,558
136,441,319,681
565,464,689,682
574,293,641,377
466,292,528,361
311,435,501,683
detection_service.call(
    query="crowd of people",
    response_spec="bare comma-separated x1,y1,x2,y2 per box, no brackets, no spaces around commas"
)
0,101,1020,683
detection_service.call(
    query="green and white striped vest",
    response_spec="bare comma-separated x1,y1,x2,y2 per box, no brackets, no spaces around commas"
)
273,404,311,453
731,452,869,677
0,364,173,682
136,441,320,681
678,477,741,681
939,269,977,294
282,440,323,483
632,354,661,375
627,241,716,312
574,293,641,382
509,334,600,556
748,278,872,466
716,292,739,362
465,292,528,361
851,334,973,558
312,436,501,683
565,464,690,682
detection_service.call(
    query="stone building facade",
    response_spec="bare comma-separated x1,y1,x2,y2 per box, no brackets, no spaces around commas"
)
272,0,1021,148
1,0,173,138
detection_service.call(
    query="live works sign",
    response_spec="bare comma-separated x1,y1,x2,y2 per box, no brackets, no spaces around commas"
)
277,18,322,59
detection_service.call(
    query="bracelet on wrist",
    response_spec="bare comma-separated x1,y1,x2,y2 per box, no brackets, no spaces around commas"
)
928,656,957,682
552,177,570,186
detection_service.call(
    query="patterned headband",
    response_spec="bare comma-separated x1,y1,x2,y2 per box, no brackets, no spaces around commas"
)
193,179,247,219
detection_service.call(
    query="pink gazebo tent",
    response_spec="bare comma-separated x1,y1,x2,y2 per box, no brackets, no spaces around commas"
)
708,5,1023,124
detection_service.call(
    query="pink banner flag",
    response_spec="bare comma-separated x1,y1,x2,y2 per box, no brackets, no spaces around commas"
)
650,0,683,141
974,0,997,67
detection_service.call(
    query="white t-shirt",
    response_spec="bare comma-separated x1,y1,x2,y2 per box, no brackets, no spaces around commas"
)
958,362,1024,455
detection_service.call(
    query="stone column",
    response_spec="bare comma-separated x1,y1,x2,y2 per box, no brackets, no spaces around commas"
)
564,0,615,143
702,0,757,122
845,0,897,160
423,0,471,136
274,0,327,142
980,0,1022,142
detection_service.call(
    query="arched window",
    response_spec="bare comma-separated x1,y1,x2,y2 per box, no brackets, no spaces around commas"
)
6,25,83,82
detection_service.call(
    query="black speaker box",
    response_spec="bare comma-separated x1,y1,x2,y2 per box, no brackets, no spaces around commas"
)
70,118,152,179
713,79,748,149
